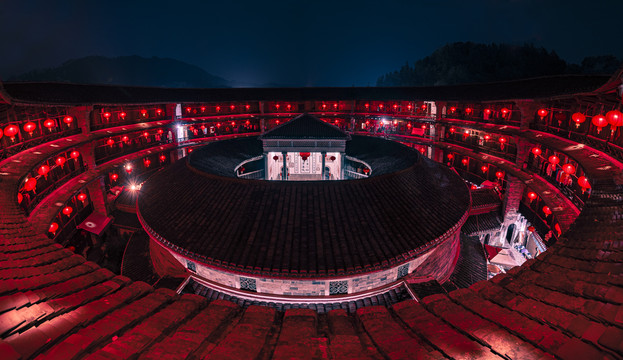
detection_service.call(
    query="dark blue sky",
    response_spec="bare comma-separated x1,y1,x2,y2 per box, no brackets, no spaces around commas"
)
2,0,621,87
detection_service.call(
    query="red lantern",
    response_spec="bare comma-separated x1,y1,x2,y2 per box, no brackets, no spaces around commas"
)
471,185,478,190
157,129,164,135
500,108,509,117
421,124,426,130
548,155,559,166
23,121,37,135
363,168,370,174
407,104,412,111
143,131,149,138
499,136,507,150
407,122,412,128
379,104,384,109
77,193,87,203
449,106,456,113
527,226,535,233
56,156,66,169
447,153,454,160
201,106,206,112
365,103,370,110
537,108,548,119
531,147,542,156
245,120,251,125
461,158,468,166
62,206,73,217
121,135,129,143
606,110,623,134
300,152,311,161
484,108,491,116
495,171,504,179
465,107,472,115
111,173,119,182
418,147,426,154
542,206,551,216
245,104,250,111
481,165,488,173
449,127,456,134
592,114,607,134
484,134,491,141
562,164,576,175
463,129,470,138
44,118,56,130
141,109,148,117
125,164,133,174
119,112,127,119
275,104,281,110
103,112,111,120
144,158,151,168
528,192,537,202
273,155,279,161
572,112,586,128
421,104,426,111
70,150,80,160
107,138,115,147
330,156,336,161
49,222,59,235
216,106,221,112
156,108,163,116
577,176,590,193
63,116,73,126
4,124,19,141
38,164,50,179
159,154,167,162
24,177,37,192
17,193,23,204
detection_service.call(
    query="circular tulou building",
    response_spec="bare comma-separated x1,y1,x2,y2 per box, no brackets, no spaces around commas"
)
0,70,622,359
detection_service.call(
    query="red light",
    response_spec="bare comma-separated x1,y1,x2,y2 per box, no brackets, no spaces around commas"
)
484,134,491,141
63,116,73,125
407,105,412,110
230,105,236,111
447,153,454,160
24,177,37,191
450,106,456,113
70,150,80,160
245,104,250,110
481,165,488,173
322,104,326,109
44,119,56,129
606,110,623,128
216,106,221,112
275,104,280,110
125,164,132,174
421,104,427,110
379,104,384,109
186,107,192,113
159,154,166,162
571,112,585,128
143,131,149,138
141,109,148,117
548,155,560,165
461,158,468,166
287,104,291,110
465,107,472,115
484,109,491,115
528,192,537,201
4,125,19,138
364,103,369,109
421,124,426,130
62,206,73,216
144,158,151,168
111,173,119,181
77,193,87,202
121,135,129,142
471,185,478,190
495,171,504,179
49,222,59,234
103,112,111,119
157,129,164,135
231,121,236,126
499,137,507,143
23,121,37,134
156,108,163,116
393,104,397,110
107,138,115,147
119,112,126,119
38,164,50,178
449,127,455,134
55,156,66,168
542,206,552,216
531,147,542,156
537,108,548,118
562,164,576,175
578,176,590,191
501,108,509,116
592,114,607,133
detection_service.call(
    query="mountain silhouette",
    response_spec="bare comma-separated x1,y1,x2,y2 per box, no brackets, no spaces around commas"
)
10,55,229,88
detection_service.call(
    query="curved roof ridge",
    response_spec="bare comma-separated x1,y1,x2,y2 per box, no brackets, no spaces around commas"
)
259,113,350,140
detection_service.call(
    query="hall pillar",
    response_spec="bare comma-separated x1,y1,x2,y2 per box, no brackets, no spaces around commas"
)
321,152,326,180
515,100,539,131
69,105,93,135
282,151,287,180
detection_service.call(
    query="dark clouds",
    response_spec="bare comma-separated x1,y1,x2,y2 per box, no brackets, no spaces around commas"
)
1,0,621,86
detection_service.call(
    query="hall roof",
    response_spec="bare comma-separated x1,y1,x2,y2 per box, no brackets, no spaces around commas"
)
259,113,349,140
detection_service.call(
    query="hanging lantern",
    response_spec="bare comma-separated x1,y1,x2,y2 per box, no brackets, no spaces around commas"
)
537,108,548,119
484,109,491,116
449,106,456,113
481,165,488,173
110,173,119,182
70,150,80,160
499,136,507,150
592,114,607,134
447,153,454,160
421,124,426,130
156,108,163,116
572,113,586,128
407,123,412,128
463,129,470,138
23,121,37,135
471,184,478,190
119,112,127,119
330,156,336,161
63,116,73,126
562,164,576,175
37,164,50,179
186,106,192,113
55,156,66,169
527,226,535,233
365,103,370,110
107,138,115,147
125,164,133,174
548,155,560,166
157,129,164,135
245,120,251,125
418,147,426,154
606,110,623,135
554,112,566,126
495,171,504,179
449,127,456,134
144,158,151,168
379,104,384,110
461,158,468,166
216,106,221,112
102,112,111,120
245,104,250,111
43,118,56,131
528,192,537,202
465,107,472,115
49,222,59,235
500,108,509,117
407,104,412,111
273,155,279,161
421,104,427,111
62,206,73,217
121,135,129,143
24,177,37,192
216,123,221,128
542,206,552,216
577,176,590,193
17,193,23,204
4,124,19,141
77,193,87,203
159,154,167,162
299,152,311,161
363,168,370,175
531,147,542,156
143,131,149,138
484,134,491,141
141,109,148,117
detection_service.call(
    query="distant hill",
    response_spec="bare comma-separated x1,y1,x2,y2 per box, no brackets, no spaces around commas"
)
9,55,229,88
377,42,622,87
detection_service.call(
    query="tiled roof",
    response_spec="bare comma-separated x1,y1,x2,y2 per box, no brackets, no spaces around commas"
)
462,212,503,235
2,74,610,105
260,113,349,139
139,139,470,277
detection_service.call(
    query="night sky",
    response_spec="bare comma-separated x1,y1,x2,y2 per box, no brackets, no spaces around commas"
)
2,0,622,87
